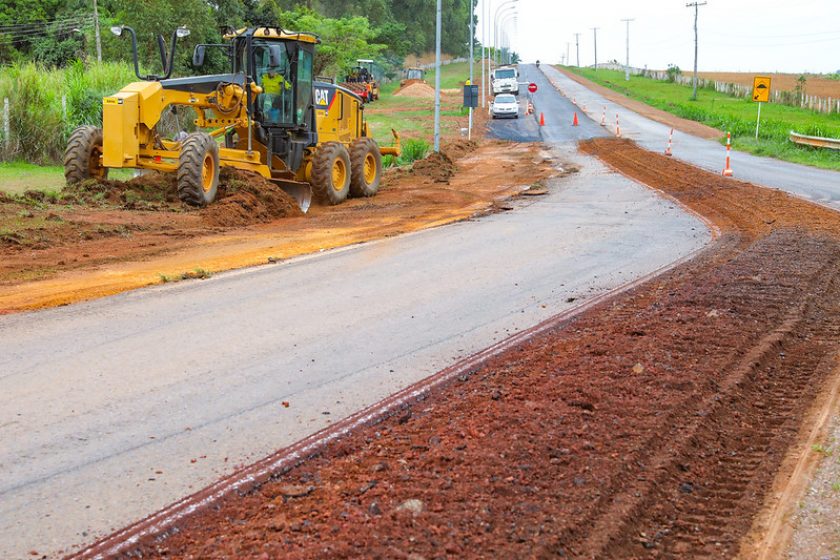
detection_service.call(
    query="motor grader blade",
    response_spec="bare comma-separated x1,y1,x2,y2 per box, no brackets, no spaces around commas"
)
272,178,313,213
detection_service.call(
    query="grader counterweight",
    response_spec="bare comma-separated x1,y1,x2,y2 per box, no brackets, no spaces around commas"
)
64,26,400,211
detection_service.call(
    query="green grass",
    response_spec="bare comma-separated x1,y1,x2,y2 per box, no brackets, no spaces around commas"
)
564,67,840,171
0,161,134,195
425,61,472,90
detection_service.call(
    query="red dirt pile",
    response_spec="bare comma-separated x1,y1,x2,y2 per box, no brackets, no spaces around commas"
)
118,139,840,559
61,172,180,209
411,151,457,183
441,139,479,160
202,169,303,227
394,82,435,99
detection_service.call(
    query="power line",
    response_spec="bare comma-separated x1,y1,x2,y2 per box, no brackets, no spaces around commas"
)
0,18,95,39
0,21,94,46
0,15,93,33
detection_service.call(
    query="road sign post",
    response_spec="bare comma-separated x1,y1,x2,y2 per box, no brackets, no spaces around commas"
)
752,76,771,140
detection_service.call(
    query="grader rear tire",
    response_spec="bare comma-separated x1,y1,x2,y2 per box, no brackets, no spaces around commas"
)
178,132,219,207
311,141,351,205
64,125,107,184
349,137,382,198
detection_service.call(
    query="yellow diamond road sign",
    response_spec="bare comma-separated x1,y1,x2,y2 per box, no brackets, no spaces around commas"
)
752,76,771,103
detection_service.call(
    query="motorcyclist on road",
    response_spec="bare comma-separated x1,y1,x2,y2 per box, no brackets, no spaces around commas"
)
536,59,540,68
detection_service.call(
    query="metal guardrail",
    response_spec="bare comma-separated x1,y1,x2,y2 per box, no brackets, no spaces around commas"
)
789,131,840,151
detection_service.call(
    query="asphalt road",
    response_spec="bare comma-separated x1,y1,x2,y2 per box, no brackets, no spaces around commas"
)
537,64,840,212
0,80,710,558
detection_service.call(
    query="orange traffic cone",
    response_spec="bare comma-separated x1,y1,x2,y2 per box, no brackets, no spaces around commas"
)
539,112,546,126
664,128,674,156
722,132,734,176
572,112,579,126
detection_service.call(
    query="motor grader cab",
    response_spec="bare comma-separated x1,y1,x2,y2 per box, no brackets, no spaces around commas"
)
64,26,400,210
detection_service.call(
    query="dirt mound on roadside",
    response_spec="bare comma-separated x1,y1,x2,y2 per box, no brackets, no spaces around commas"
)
62,172,180,208
203,169,303,227
394,82,435,99
411,150,457,183
441,139,479,160
59,169,303,225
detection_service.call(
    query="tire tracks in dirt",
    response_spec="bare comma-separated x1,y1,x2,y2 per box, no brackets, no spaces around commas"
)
71,139,840,559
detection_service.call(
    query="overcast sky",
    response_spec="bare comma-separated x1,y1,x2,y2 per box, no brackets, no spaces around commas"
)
477,0,840,74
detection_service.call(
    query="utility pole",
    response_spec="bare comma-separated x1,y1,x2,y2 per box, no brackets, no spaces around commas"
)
93,0,102,63
433,0,442,152
480,0,485,108
574,33,580,67
469,0,474,139
621,18,634,81
686,1,707,101
592,27,599,70
566,42,570,66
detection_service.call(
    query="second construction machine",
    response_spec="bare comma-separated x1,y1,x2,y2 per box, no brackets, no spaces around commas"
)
64,26,400,210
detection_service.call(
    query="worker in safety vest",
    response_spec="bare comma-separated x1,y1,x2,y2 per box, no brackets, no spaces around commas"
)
262,68,291,95
261,67,292,123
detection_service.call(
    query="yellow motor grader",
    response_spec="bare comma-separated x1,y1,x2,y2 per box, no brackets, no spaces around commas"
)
64,26,400,211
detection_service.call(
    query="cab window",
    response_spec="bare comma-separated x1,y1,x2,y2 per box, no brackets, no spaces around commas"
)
296,47,313,125
252,41,294,126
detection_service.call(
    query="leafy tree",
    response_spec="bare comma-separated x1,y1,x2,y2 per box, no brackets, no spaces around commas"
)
284,8,385,76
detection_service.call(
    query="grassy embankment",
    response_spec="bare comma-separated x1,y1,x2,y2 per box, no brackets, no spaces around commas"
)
564,67,840,171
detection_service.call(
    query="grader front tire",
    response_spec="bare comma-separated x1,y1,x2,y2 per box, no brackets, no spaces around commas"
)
311,142,351,205
349,138,382,198
178,132,220,207
64,126,107,184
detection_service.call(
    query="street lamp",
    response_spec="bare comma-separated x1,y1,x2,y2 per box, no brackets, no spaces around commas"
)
484,0,517,105
498,13,517,64
495,5,516,65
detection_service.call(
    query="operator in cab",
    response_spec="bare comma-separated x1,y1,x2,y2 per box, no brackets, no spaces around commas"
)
261,65,292,124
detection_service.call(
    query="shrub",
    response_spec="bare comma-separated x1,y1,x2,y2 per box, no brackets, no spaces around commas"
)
398,138,430,165
0,61,136,163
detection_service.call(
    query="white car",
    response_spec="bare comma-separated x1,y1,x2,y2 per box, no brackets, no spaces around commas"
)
491,94,519,119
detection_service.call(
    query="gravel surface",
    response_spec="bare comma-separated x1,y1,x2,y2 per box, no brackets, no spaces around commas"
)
786,414,840,560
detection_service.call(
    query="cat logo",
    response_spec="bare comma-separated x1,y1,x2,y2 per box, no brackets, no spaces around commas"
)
314,88,330,107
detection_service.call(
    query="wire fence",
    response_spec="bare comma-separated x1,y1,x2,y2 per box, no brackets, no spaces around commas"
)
588,63,840,115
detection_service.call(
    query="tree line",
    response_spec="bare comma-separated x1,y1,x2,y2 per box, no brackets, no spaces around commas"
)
0,0,476,77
